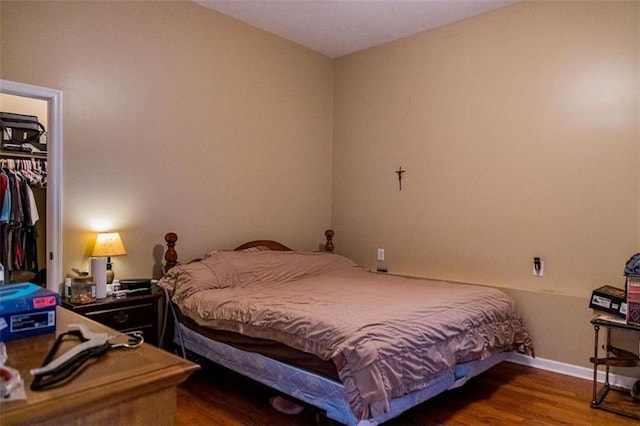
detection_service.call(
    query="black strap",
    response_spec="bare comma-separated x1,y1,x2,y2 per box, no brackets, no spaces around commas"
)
30,331,111,391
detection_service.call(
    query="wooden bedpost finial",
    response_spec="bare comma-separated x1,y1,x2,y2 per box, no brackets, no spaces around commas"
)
164,232,178,272
324,229,334,253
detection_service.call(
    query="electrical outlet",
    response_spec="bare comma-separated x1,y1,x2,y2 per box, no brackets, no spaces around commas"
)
377,248,385,261
533,257,544,277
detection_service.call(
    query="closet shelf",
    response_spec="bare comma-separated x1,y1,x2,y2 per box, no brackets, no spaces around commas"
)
0,151,47,159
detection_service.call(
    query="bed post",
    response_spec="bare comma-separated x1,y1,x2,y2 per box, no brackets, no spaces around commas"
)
324,229,334,253
164,232,178,272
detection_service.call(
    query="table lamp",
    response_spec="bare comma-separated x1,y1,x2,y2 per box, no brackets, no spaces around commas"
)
92,232,127,284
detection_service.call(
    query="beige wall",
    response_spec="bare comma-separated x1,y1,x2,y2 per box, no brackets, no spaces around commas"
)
333,1,639,367
0,1,334,279
1,0,639,370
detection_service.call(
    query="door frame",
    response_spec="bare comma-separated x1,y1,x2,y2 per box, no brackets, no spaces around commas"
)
1,79,63,293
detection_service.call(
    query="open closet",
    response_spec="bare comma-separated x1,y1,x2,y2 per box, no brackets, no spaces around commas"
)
0,80,62,294
0,94,48,285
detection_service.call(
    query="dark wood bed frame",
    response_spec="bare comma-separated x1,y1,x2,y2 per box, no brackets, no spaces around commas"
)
163,229,334,272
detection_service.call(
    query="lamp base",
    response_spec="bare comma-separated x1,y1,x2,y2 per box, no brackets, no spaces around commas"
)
106,269,114,284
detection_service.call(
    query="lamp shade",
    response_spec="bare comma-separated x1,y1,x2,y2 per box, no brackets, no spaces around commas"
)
92,232,127,257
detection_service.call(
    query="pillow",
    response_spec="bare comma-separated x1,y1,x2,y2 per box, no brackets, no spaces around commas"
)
157,253,241,297
216,250,358,287
204,245,271,258
158,250,359,297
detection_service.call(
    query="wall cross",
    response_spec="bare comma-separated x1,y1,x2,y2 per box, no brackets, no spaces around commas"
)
395,166,406,191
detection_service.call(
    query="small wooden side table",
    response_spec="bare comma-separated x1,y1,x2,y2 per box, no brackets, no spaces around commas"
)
590,315,640,420
0,307,199,425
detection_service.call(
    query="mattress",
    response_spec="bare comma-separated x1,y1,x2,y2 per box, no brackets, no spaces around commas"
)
175,321,510,426
178,311,339,379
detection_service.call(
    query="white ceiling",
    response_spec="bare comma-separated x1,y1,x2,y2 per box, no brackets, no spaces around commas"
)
196,0,521,58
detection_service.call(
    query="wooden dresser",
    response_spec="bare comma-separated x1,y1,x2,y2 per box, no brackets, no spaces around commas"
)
0,307,199,425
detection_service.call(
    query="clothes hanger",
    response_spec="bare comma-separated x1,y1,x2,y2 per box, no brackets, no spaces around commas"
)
30,323,144,391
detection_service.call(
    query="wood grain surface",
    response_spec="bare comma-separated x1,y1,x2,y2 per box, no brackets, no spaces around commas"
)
177,361,635,425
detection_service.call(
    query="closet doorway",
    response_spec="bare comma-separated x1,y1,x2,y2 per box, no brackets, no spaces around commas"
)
0,80,62,294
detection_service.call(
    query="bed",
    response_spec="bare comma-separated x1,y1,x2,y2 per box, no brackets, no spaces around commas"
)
158,230,534,425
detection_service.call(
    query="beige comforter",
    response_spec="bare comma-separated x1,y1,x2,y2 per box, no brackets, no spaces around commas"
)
159,250,534,419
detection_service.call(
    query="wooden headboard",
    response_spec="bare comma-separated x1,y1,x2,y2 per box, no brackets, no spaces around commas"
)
163,229,335,272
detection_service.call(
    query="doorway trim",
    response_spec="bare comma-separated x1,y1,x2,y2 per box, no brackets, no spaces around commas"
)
1,79,63,293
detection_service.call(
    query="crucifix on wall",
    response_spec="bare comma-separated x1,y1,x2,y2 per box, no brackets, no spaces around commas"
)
395,166,406,191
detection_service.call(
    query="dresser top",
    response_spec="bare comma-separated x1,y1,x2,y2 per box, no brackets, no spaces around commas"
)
0,306,198,424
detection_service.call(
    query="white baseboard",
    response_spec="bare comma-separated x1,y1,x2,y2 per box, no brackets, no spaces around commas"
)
507,352,638,389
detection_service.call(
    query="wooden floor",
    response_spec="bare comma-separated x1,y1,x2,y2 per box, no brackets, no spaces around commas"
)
177,361,638,425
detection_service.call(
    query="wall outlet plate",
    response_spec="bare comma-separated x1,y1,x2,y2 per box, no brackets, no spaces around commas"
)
533,259,544,277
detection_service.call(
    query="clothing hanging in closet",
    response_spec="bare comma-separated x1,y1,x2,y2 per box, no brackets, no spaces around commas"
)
0,158,47,276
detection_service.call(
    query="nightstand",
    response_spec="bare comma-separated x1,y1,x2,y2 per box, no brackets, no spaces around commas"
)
61,291,162,346
590,315,640,420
